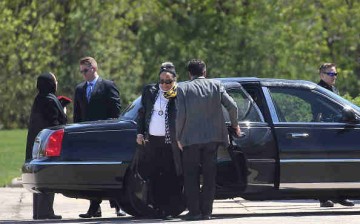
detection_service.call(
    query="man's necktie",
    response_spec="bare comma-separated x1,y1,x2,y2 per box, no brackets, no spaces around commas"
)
86,83,93,102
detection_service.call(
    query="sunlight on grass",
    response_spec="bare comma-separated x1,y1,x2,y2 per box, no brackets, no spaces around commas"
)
0,129,27,187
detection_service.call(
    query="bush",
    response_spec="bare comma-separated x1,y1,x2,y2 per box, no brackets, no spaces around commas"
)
342,93,360,107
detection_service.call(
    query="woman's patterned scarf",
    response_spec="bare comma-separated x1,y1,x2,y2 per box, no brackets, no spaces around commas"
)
164,83,177,144
163,83,177,99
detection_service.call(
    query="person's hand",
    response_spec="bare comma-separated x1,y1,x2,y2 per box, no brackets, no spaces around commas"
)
177,141,183,151
233,125,241,137
136,134,145,145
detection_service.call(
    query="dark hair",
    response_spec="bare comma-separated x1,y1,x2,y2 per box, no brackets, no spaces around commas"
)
159,61,176,77
319,63,336,74
187,59,206,77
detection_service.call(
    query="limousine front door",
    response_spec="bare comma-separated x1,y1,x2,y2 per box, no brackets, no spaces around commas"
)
267,86,360,190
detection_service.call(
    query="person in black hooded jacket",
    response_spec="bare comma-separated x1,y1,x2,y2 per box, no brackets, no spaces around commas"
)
26,72,67,220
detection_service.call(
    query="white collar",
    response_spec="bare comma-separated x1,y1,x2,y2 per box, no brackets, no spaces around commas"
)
87,75,99,86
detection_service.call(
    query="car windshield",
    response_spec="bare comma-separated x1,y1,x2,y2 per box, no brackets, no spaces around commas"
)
120,97,142,120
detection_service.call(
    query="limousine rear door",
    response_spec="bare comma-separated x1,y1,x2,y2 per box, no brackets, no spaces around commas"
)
218,82,277,193
266,85,360,190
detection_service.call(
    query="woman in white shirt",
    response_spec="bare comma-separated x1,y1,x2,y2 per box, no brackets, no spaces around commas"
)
136,62,183,219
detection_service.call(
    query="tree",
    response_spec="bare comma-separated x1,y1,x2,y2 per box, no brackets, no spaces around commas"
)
0,0,359,129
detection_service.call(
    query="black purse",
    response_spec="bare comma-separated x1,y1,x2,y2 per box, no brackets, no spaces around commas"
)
128,143,148,204
130,142,152,181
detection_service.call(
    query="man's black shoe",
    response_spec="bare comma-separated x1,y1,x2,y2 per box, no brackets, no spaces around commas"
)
320,200,334,207
34,214,62,220
182,213,202,221
337,199,355,207
79,208,102,218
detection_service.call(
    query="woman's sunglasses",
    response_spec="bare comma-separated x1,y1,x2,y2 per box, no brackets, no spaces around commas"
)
159,79,174,84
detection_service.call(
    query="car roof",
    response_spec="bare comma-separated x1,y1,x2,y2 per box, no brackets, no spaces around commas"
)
215,77,317,90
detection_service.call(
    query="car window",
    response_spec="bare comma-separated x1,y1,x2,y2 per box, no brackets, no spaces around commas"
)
223,89,263,122
242,86,268,119
269,87,343,123
120,97,142,120
319,86,360,112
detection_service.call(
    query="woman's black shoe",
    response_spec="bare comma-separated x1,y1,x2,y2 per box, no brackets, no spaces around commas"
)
202,215,212,220
182,213,202,221
79,208,102,218
154,209,173,220
162,215,173,220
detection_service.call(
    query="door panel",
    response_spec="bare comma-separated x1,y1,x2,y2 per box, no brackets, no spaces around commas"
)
268,87,360,189
219,82,277,193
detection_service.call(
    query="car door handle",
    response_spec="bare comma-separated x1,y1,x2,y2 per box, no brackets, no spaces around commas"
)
287,133,309,139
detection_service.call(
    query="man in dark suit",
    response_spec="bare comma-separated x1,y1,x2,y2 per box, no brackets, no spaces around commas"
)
74,56,121,123
74,56,124,218
317,63,354,208
176,59,241,220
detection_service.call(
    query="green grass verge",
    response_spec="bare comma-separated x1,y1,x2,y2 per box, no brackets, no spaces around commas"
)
0,129,27,187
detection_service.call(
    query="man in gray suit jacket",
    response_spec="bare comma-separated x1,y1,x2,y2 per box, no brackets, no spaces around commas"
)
176,59,241,220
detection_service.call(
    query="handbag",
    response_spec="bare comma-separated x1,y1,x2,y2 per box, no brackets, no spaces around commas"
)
130,144,150,204
130,142,152,181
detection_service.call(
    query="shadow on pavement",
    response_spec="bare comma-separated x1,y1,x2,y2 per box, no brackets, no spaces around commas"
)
2,210,360,223
213,209,360,219
0,216,179,224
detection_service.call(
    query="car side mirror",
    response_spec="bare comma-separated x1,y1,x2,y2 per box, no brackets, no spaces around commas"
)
342,107,358,123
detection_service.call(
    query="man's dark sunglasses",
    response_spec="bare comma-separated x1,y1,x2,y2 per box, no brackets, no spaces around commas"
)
324,72,338,77
80,68,90,74
159,79,174,84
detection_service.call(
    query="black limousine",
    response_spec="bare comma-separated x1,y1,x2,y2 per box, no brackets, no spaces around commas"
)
22,77,360,217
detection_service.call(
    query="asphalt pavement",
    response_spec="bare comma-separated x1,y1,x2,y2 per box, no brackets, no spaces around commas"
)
1,186,360,224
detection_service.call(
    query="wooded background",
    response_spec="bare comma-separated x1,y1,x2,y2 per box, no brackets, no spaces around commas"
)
1,0,360,129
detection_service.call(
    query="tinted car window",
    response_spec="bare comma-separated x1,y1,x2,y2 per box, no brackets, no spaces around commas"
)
120,97,142,120
223,89,263,122
269,87,343,123
320,86,360,112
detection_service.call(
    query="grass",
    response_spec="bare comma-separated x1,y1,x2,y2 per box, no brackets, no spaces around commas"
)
0,129,27,187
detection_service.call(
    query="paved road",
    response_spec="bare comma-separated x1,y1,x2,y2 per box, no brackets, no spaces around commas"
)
1,187,360,223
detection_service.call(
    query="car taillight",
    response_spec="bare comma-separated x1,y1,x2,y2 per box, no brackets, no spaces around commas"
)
45,129,64,157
